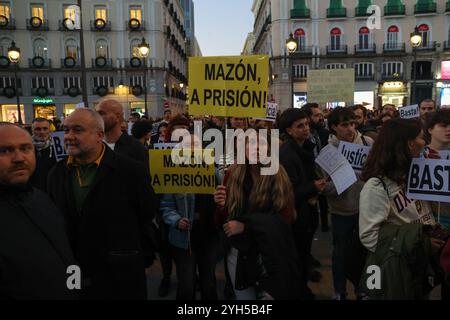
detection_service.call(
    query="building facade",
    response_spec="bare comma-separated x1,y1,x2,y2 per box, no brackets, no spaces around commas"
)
0,0,189,124
251,0,450,110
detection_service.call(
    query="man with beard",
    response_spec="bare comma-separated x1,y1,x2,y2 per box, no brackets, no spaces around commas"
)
29,118,57,192
0,123,77,299
352,105,378,141
96,99,148,167
47,109,156,299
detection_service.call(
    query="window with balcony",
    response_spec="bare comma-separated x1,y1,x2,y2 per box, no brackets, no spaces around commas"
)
130,6,142,22
354,63,374,77
330,28,342,50
64,76,81,89
382,61,403,76
358,27,370,49
415,0,436,14
384,0,405,16
327,0,346,18
293,64,308,78
31,3,44,20
63,4,77,21
93,76,114,88
130,39,141,57
294,28,306,51
291,0,310,19
130,75,144,87
0,37,11,56
33,38,48,58
65,39,78,59
355,0,372,17
326,63,346,69
95,6,107,21
418,24,430,47
0,76,20,88
0,2,11,19
387,25,399,49
32,76,53,89
95,39,108,58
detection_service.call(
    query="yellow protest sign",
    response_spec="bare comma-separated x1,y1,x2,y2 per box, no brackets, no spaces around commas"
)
307,69,355,103
149,149,216,194
188,55,269,118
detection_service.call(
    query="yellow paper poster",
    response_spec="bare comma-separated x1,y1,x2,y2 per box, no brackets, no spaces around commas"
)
149,149,216,194
188,55,269,118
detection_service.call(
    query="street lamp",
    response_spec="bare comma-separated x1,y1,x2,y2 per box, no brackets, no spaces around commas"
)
286,33,298,108
410,26,422,104
8,41,22,126
138,38,150,116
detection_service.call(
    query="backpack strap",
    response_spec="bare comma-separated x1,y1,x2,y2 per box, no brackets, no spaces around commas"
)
361,135,368,146
377,177,389,198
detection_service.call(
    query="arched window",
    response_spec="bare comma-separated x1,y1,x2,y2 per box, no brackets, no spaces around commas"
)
330,28,342,50
418,24,430,47
294,28,305,51
33,38,47,58
387,25,399,49
358,27,370,50
0,37,12,56
95,39,108,58
130,39,141,57
65,39,78,60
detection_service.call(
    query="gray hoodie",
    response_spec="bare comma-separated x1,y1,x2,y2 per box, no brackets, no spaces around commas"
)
322,131,373,216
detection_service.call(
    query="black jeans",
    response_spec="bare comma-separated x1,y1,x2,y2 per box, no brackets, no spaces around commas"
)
331,214,362,295
171,223,219,300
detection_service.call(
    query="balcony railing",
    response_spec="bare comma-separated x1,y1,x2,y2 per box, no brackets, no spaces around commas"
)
61,58,80,68
58,19,79,31
0,17,16,30
415,2,437,14
384,5,405,16
355,44,376,54
355,6,371,17
327,7,346,18
413,72,434,80
295,46,313,55
28,57,52,69
444,41,450,51
127,19,145,31
92,57,113,69
90,19,111,32
355,74,375,81
383,43,406,52
326,45,348,54
290,8,311,19
416,41,437,51
31,87,55,96
382,73,404,81
26,18,50,30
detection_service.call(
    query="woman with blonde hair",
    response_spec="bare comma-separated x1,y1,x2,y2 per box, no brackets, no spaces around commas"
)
214,133,302,300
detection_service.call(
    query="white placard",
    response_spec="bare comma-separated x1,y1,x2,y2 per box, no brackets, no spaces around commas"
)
337,141,372,173
255,102,277,122
407,158,450,203
50,131,67,162
398,104,419,119
315,144,357,194
440,150,450,160
75,102,85,109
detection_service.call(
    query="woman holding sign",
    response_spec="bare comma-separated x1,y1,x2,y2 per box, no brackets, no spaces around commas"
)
359,118,444,299
214,133,302,300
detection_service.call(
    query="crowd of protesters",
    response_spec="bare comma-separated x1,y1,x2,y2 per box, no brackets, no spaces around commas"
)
0,97,449,301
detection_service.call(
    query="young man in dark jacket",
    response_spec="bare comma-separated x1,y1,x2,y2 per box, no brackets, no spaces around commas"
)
47,109,157,299
278,109,326,299
29,118,57,192
0,123,77,299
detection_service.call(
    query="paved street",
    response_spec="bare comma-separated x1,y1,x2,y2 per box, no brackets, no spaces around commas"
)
146,227,442,300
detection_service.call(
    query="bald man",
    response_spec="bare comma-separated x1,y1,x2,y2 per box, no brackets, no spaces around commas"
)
0,123,76,299
47,109,157,299
96,99,148,167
